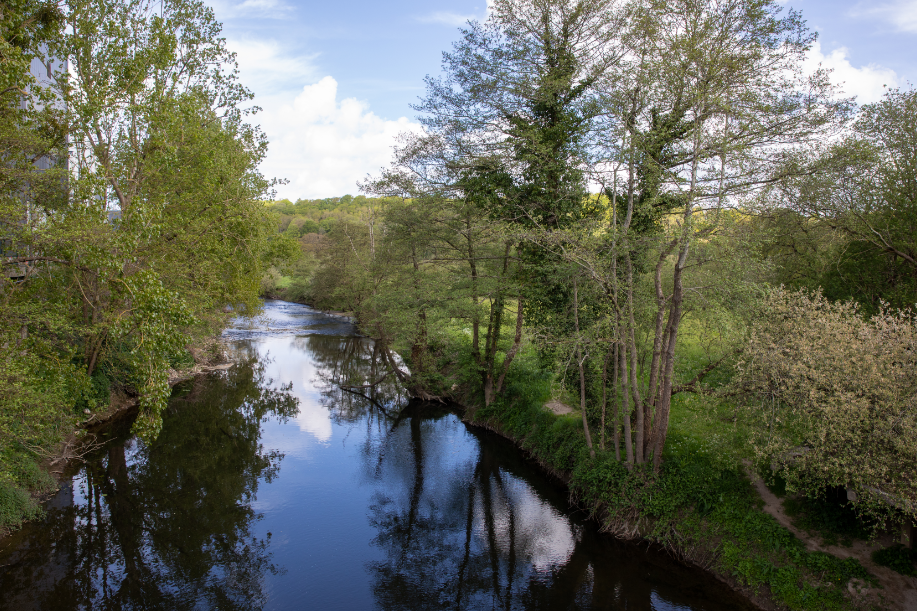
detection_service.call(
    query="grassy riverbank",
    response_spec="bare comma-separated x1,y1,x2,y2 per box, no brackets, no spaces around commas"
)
428,330,890,611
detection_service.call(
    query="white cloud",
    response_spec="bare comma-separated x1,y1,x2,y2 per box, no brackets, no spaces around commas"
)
417,11,480,26
228,38,319,95
208,0,293,19
803,41,898,104
417,2,491,26
256,76,422,199
850,0,917,34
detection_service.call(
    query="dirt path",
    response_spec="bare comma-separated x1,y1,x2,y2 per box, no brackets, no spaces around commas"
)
744,464,917,610
544,400,574,416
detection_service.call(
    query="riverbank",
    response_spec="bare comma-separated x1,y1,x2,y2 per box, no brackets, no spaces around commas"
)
0,336,234,541
274,298,915,610
451,367,914,611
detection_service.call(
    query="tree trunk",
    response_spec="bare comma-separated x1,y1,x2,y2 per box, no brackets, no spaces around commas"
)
612,341,620,461
573,278,595,458
483,242,512,406
645,239,678,457
410,245,428,383
600,345,611,451
652,126,700,472
651,258,684,472
494,297,524,396
467,213,481,364
619,336,633,467
625,255,644,463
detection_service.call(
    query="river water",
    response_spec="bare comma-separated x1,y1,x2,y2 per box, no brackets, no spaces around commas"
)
0,300,751,610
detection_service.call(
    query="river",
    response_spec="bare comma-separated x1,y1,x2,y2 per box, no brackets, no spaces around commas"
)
0,300,752,610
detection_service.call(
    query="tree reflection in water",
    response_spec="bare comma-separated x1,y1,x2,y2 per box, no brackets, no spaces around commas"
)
1,322,749,611
306,333,746,611
0,358,298,611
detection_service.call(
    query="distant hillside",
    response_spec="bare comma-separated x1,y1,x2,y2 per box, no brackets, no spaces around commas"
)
267,195,391,237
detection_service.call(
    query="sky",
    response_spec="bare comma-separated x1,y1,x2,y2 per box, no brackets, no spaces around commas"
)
203,0,917,200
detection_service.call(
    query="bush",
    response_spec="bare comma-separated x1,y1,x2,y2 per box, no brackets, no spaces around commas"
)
734,288,917,525
783,488,873,545
0,481,40,531
871,544,916,576
0,452,52,532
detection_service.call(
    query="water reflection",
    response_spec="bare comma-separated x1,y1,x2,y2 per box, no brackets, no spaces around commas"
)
0,360,298,611
296,326,749,611
304,334,411,423
353,404,745,611
0,302,751,611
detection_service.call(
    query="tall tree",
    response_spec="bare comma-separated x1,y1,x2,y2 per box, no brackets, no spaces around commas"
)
3,0,282,442
765,86,917,310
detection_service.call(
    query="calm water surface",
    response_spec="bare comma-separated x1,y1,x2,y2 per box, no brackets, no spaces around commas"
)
0,300,751,611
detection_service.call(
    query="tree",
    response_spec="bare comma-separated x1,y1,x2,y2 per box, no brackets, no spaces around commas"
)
765,86,917,310
2,0,280,445
409,0,623,413
605,0,845,470
1,0,83,467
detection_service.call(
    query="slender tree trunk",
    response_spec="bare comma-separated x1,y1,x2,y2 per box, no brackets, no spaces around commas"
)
466,214,481,364
573,278,595,458
410,245,428,381
494,296,524,396
619,332,633,466
652,264,684,472
612,340,620,461
600,345,610,451
625,256,644,463
652,126,700,472
645,239,678,454
483,242,511,406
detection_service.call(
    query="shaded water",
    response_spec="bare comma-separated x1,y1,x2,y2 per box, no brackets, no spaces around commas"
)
0,301,751,610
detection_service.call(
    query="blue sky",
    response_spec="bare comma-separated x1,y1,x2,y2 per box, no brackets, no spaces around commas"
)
204,0,917,199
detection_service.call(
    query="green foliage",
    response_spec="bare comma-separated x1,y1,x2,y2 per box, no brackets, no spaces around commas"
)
765,86,917,312
1,0,281,528
0,450,57,532
0,481,41,531
7,453,56,494
734,288,917,524
871,544,916,577
783,491,873,546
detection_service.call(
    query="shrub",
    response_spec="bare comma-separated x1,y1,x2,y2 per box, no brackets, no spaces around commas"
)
734,288,917,524
871,544,916,576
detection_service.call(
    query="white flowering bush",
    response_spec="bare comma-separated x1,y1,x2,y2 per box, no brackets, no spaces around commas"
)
734,288,917,522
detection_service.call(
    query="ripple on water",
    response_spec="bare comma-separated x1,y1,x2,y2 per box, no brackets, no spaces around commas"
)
222,300,358,340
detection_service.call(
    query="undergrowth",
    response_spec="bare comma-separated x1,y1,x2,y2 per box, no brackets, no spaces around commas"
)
0,449,57,533
871,545,916,577
783,489,873,546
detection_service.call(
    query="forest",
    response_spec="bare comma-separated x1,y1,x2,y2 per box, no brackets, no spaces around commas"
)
264,0,917,601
